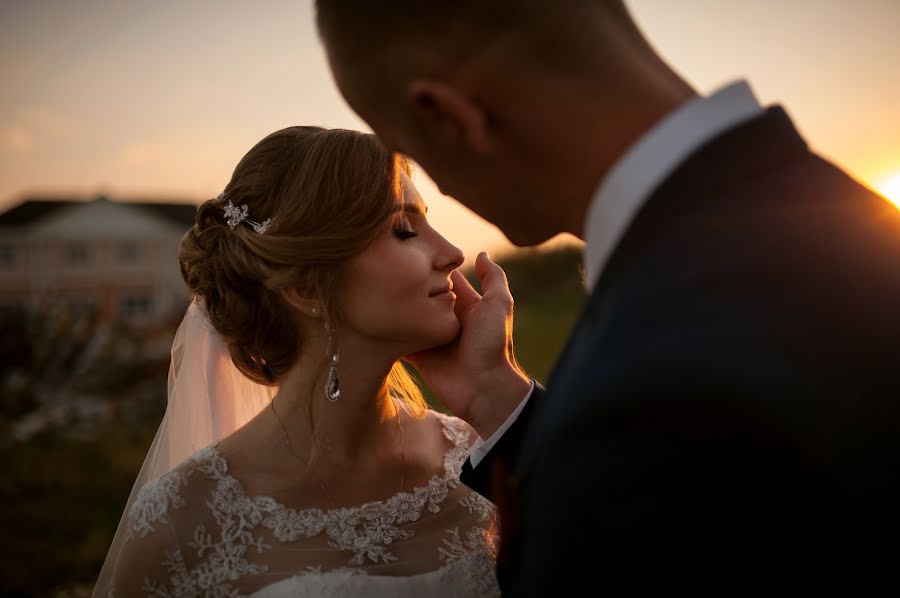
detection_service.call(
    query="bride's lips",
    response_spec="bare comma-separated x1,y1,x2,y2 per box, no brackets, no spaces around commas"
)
428,283,456,300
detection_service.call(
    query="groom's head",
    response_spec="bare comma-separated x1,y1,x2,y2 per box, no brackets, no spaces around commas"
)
316,0,687,246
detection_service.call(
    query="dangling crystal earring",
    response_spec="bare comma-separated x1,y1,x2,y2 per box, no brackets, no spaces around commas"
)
324,321,341,402
326,351,341,402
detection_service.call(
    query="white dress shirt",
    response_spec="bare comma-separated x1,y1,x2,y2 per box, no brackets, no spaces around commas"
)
468,380,536,468
467,80,765,469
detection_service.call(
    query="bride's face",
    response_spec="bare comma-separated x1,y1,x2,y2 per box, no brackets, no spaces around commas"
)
336,172,464,353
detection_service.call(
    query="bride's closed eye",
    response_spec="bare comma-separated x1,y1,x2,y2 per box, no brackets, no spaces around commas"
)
393,215,419,240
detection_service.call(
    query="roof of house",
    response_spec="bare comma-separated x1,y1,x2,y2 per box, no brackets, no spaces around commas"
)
0,199,74,228
0,195,199,230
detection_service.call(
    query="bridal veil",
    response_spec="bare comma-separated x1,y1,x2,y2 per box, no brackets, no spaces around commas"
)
92,298,276,596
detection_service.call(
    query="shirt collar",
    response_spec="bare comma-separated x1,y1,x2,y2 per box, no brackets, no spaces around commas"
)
582,80,764,291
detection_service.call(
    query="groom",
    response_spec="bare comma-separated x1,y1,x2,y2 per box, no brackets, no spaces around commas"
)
316,0,900,592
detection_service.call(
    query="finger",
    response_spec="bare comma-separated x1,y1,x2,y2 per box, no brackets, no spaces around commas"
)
475,252,512,303
450,269,480,318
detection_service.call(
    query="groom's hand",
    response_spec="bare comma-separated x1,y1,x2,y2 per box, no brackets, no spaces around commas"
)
405,252,532,439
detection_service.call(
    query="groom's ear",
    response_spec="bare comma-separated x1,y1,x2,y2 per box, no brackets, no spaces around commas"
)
406,79,492,154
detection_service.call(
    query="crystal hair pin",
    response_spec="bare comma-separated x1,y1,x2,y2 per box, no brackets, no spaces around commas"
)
219,193,273,233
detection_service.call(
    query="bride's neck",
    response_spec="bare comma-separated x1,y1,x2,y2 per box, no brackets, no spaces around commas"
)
272,337,402,466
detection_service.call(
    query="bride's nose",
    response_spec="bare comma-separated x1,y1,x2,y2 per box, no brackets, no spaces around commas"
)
434,238,465,272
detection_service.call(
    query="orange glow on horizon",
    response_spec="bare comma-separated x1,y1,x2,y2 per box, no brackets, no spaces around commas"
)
875,173,900,210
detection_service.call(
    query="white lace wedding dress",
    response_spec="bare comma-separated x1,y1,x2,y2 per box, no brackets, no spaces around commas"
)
100,411,500,597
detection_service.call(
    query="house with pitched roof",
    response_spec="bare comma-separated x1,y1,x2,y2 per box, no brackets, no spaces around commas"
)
0,194,197,325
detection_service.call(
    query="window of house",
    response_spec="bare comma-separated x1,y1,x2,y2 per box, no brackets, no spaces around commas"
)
120,294,154,318
119,242,141,263
0,244,15,268
65,243,90,266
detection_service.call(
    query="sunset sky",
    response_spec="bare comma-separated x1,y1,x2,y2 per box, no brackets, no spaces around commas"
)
1,0,898,258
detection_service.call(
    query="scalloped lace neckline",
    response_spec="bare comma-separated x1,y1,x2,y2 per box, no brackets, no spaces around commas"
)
200,410,471,519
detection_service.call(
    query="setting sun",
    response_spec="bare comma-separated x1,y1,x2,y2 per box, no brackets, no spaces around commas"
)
875,173,900,209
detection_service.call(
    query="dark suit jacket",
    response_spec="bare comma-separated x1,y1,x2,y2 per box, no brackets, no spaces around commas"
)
461,107,900,594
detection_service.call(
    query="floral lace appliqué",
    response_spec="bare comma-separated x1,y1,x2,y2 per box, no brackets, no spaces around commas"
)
439,526,500,597
258,412,479,566
124,446,275,597
125,456,198,540
121,413,499,596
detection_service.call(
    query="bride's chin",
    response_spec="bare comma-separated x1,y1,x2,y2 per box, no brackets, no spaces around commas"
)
435,318,462,344
410,321,461,353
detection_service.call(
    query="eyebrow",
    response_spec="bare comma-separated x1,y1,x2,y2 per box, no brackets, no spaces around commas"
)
394,203,428,215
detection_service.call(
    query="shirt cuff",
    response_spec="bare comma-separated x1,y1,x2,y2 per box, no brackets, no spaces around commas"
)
467,379,536,469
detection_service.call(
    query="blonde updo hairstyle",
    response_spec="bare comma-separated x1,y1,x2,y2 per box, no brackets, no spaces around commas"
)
179,126,427,429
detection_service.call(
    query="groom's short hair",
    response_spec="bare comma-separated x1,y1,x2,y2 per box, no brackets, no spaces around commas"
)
316,0,630,103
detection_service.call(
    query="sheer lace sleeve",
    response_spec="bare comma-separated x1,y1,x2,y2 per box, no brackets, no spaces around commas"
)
99,453,218,597
102,471,189,597
107,517,180,596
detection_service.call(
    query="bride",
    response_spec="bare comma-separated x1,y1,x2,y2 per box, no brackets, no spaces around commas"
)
93,126,504,597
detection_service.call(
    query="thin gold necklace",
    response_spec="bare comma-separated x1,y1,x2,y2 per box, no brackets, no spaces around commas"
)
269,396,406,510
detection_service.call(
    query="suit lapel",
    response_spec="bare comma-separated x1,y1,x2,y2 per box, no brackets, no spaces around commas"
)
514,286,607,475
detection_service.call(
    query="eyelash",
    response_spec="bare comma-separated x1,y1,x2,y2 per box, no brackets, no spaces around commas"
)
393,229,419,240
